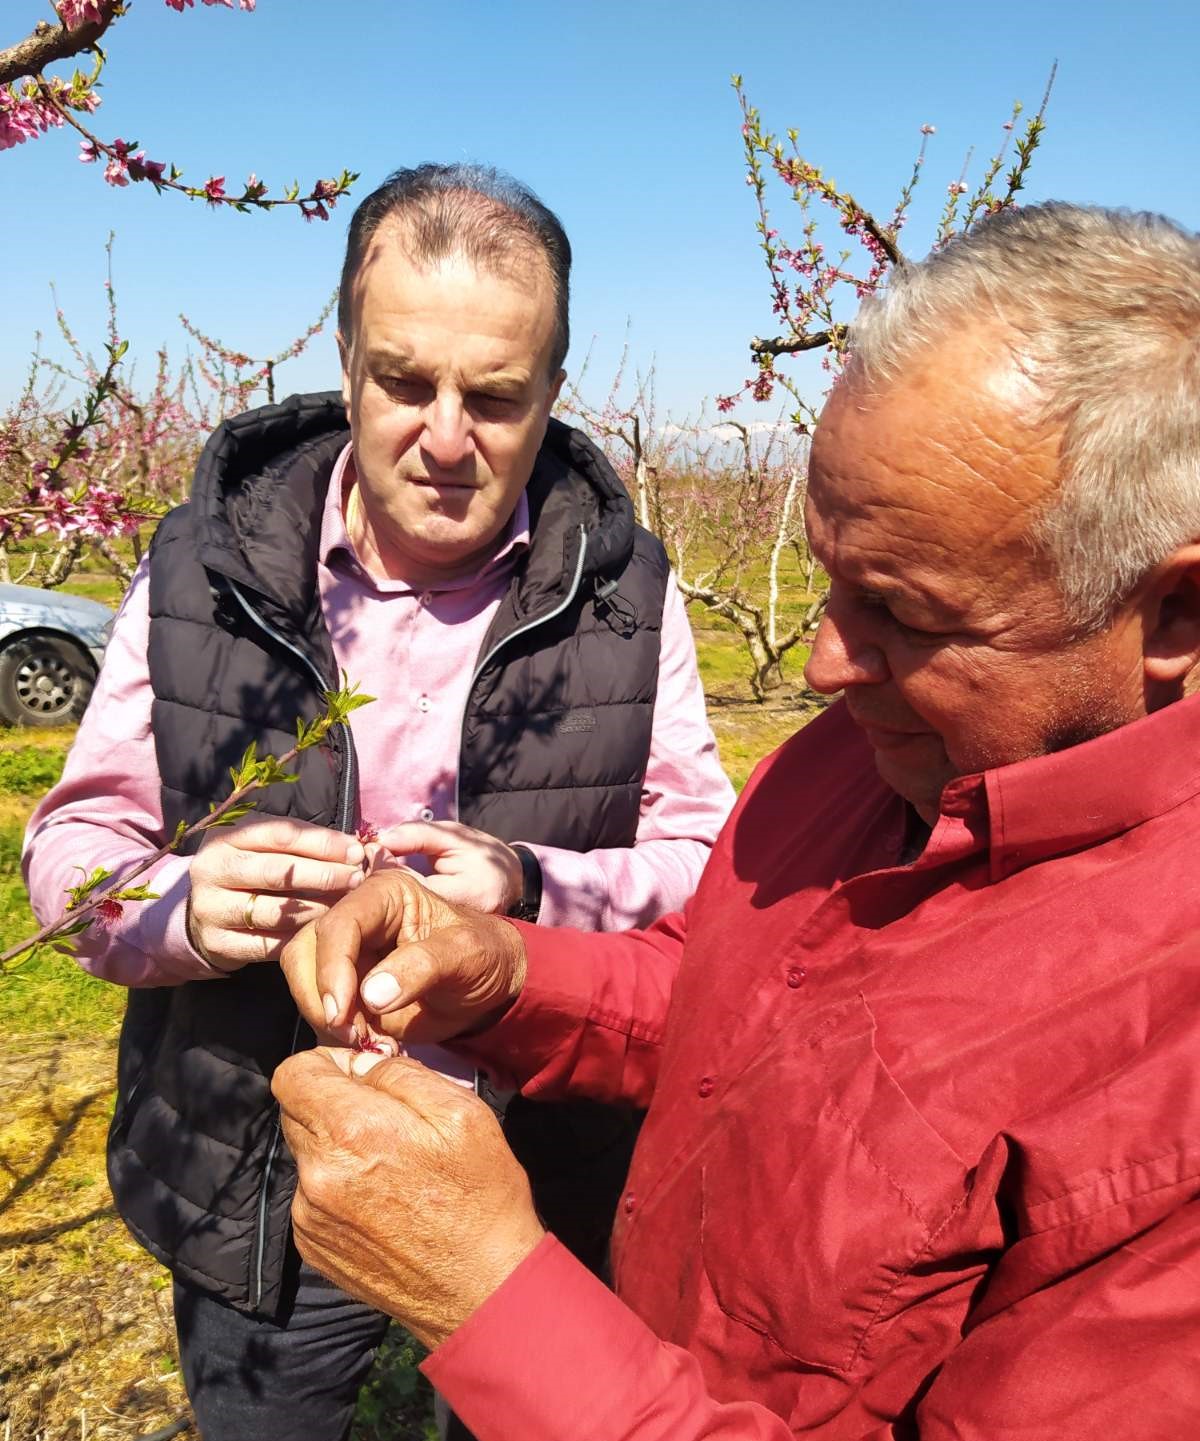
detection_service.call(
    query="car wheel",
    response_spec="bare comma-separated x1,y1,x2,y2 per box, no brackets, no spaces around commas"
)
0,634,96,727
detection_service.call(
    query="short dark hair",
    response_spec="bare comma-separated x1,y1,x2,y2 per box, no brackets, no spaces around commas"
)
338,163,571,375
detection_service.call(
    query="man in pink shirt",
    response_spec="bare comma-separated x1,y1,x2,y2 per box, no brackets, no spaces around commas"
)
24,163,732,1440
274,202,1200,1439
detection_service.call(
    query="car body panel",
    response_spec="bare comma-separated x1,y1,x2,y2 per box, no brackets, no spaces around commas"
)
0,583,114,670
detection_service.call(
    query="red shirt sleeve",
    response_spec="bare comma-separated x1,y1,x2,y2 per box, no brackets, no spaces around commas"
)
453,910,689,1107
422,1235,796,1441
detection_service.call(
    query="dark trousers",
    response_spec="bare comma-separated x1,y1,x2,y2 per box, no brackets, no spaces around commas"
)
174,1262,391,1441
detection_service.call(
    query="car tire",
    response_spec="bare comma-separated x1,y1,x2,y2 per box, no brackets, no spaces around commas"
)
0,633,96,727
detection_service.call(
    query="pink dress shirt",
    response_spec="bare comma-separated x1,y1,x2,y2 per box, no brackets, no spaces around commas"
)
23,444,734,999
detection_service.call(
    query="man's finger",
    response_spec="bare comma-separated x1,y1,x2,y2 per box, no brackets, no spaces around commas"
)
197,926,299,967
354,1052,490,1126
272,1047,357,1139
358,937,448,1015
377,820,465,860
280,923,353,1035
306,873,437,1028
223,816,366,866
207,852,366,896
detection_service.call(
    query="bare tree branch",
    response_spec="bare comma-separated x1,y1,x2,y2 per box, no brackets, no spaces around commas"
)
750,325,849,360
0,6,121,88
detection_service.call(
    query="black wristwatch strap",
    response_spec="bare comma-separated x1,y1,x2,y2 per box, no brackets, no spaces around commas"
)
507,843,543,923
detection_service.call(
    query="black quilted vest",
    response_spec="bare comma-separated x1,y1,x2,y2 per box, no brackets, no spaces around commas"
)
107,392,669,1314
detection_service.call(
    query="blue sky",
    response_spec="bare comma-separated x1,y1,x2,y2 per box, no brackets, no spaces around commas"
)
4,0,1199,421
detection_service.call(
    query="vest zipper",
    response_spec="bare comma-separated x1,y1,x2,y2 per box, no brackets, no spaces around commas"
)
224,578,358,1308
225,580,357,830
453,523,589,822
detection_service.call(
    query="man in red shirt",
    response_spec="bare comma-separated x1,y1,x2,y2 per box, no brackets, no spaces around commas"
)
273,201,1200,1438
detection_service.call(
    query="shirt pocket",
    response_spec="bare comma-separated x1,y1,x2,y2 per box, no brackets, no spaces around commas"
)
699,992,969,1374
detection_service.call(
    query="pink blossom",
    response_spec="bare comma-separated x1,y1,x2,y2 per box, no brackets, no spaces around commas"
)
0,88,46,150
104,154,129,186
203,175,226,204
128,152,166,183
56,1,106,27
93,897,124,927
947,181,969,196
920,123,936,136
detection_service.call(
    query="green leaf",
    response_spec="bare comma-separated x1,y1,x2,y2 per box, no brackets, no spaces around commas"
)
66,865,113,909
229,740,260,789
206,800,257,827
112,886,160,903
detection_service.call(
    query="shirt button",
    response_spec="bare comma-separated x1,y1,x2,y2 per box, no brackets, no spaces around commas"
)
417,695,431,712
697,1076,715,1099
418,807,435,822
622,1192,637,1215
786,966,806,989
419,591,433,606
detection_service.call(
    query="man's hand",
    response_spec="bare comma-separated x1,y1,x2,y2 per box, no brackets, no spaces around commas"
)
280,870,528,1047
273,1047,545,1348
187,816,367,972
378,820,523,913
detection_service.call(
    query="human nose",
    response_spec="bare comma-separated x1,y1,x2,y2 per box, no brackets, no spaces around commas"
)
421,389,474,469
804,592,889,693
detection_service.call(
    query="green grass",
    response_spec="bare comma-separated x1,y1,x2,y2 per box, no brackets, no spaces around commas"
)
61,570,130,609
0,731,124,1037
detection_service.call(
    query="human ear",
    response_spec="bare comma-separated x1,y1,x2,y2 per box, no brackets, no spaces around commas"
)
336,331,353,413
1143,544,1200,687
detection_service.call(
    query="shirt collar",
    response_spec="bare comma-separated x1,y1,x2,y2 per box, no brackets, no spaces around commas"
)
934,692,1200,882
319,442,531,594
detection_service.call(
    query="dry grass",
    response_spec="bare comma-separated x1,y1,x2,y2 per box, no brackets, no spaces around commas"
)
0,1034,188,1441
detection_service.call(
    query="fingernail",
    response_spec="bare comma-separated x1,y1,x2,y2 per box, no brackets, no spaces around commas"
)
322,993,338,1024
361,972,401,1008
351,1050,387,1076
347,871,363,889
346,841,365,866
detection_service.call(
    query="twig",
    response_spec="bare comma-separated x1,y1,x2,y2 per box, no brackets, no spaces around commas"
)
750,326,848,359
0,7,121,88
0,682,372,971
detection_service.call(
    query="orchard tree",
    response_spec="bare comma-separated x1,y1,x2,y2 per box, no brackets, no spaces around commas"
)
1,1,356,217
723,66,1056,427
0,3,356,579
568,73,1055,701
0,243,339,586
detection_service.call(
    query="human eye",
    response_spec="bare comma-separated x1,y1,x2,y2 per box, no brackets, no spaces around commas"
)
857,590,942,642
377,373,430,403
469,390,522,418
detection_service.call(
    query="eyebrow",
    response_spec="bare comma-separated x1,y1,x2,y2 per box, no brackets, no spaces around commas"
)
363,345,417,371
363,348,532,392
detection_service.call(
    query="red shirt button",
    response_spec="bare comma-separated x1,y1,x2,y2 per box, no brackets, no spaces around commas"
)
698,1076,715,1098
786,967,807,988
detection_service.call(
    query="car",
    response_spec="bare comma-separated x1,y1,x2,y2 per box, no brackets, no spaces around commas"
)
0,583,114,727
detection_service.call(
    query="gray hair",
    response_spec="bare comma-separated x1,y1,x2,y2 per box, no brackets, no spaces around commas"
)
848,202,1200,631
338,163,571,376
